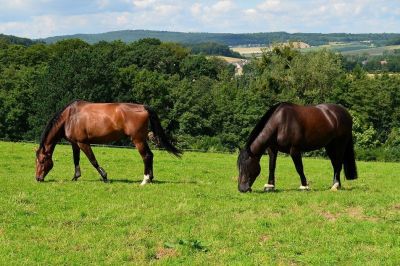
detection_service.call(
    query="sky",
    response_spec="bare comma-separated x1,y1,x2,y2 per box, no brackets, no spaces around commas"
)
0,0,399,39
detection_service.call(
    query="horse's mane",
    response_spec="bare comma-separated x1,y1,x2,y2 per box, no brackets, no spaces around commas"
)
38,100,80,150
245,102,288,149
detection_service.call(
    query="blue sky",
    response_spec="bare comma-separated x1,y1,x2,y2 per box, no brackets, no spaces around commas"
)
0,0,399,39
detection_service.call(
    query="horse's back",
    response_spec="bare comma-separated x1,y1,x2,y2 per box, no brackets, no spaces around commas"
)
273,103,352,151
64,102,149,143
280,103,352,131
315,103,353,131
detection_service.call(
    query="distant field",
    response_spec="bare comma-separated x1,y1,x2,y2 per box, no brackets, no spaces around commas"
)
341,45,400,56
213,56,244,64
0,141,399,264
233,42,400,57
231,46,266,56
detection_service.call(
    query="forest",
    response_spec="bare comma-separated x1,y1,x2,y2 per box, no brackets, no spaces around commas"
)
1,36,400,161
344,50,400,72
40,30,400,46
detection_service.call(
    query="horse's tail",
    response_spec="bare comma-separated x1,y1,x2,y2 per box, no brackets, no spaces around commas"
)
144,105,182,157
343,135,357,180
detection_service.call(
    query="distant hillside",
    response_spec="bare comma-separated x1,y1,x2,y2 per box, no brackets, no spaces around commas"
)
0,34,41,46
40,30,400,46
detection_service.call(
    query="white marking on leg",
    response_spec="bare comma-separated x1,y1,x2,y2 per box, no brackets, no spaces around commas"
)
330,182,340,191
299,185,310,191
140,174,151,186
264,184,275,192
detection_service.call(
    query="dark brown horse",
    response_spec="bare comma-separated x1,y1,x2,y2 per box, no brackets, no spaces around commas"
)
35,100,181,184
237,102,357,193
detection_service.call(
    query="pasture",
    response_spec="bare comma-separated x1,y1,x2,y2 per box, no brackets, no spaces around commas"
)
0,141,399,264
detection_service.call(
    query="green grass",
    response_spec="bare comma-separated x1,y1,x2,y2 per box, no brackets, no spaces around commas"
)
0,141,399,264
340,44,400,56
301,43,400,56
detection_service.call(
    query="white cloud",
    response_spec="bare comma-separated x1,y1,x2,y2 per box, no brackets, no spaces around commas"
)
97,0,110,9
190,3,202,16
211,0,234,13
258,0,282,12
0,0,31,10
132,0,157,8
0,15,58,38
154,4,179,16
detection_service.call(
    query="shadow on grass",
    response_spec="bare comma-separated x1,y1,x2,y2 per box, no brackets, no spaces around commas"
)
40,179,58,183
251,186,361,194
42,178,197,185
106,179,198,185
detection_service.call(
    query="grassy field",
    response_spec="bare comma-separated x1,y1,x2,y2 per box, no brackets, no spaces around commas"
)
0,141,399,264
340,44,400,56
231,46,266,57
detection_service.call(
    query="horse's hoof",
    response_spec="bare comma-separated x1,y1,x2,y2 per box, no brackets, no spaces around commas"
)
102,179,110,183
72,177,78,181
330,183,340,191
264,184,275,192
299,185,310,191
140,180,151,186
140,175,152,186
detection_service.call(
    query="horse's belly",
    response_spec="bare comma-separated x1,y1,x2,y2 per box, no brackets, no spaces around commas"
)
301,143,327,152
305,132,335,148
85,131,125,144
276,132,333,153
66,122,126,144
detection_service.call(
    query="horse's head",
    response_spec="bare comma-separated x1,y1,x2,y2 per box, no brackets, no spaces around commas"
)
237,148,261,193
35,148,53,182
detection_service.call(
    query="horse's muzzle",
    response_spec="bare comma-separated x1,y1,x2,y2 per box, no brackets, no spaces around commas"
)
238,184,252,193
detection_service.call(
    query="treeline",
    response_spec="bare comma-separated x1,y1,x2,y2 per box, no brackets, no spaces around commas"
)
1,38,400,160
0,34,41,46
184,42,242,58
344,50,400,72
41,30,400,47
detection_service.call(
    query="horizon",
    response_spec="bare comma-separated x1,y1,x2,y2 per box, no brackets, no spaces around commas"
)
40,29,400,39
0,0,399,39
4,29,400,42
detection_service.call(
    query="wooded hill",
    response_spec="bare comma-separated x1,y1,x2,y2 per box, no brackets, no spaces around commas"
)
39,30,400,46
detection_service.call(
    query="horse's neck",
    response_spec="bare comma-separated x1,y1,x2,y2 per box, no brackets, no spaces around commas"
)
43,115,66,155
249,132,270,157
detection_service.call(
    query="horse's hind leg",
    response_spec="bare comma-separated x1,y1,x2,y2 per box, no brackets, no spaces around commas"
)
290,147,309,190
71,143,81,181
133,139,154,186
77,143,108,182
326,141,345,191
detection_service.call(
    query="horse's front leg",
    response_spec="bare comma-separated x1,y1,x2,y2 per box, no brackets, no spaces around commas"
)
77,142,108,182
290,147,309,190
264,147,277,192
134,140,154,186
71,143,81,181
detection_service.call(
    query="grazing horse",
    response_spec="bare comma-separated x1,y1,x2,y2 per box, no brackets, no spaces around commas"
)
237,102,357,193
35,100,181,184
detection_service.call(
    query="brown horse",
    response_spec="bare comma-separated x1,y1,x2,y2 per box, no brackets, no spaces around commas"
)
35,100,181,184
237,102,357,193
